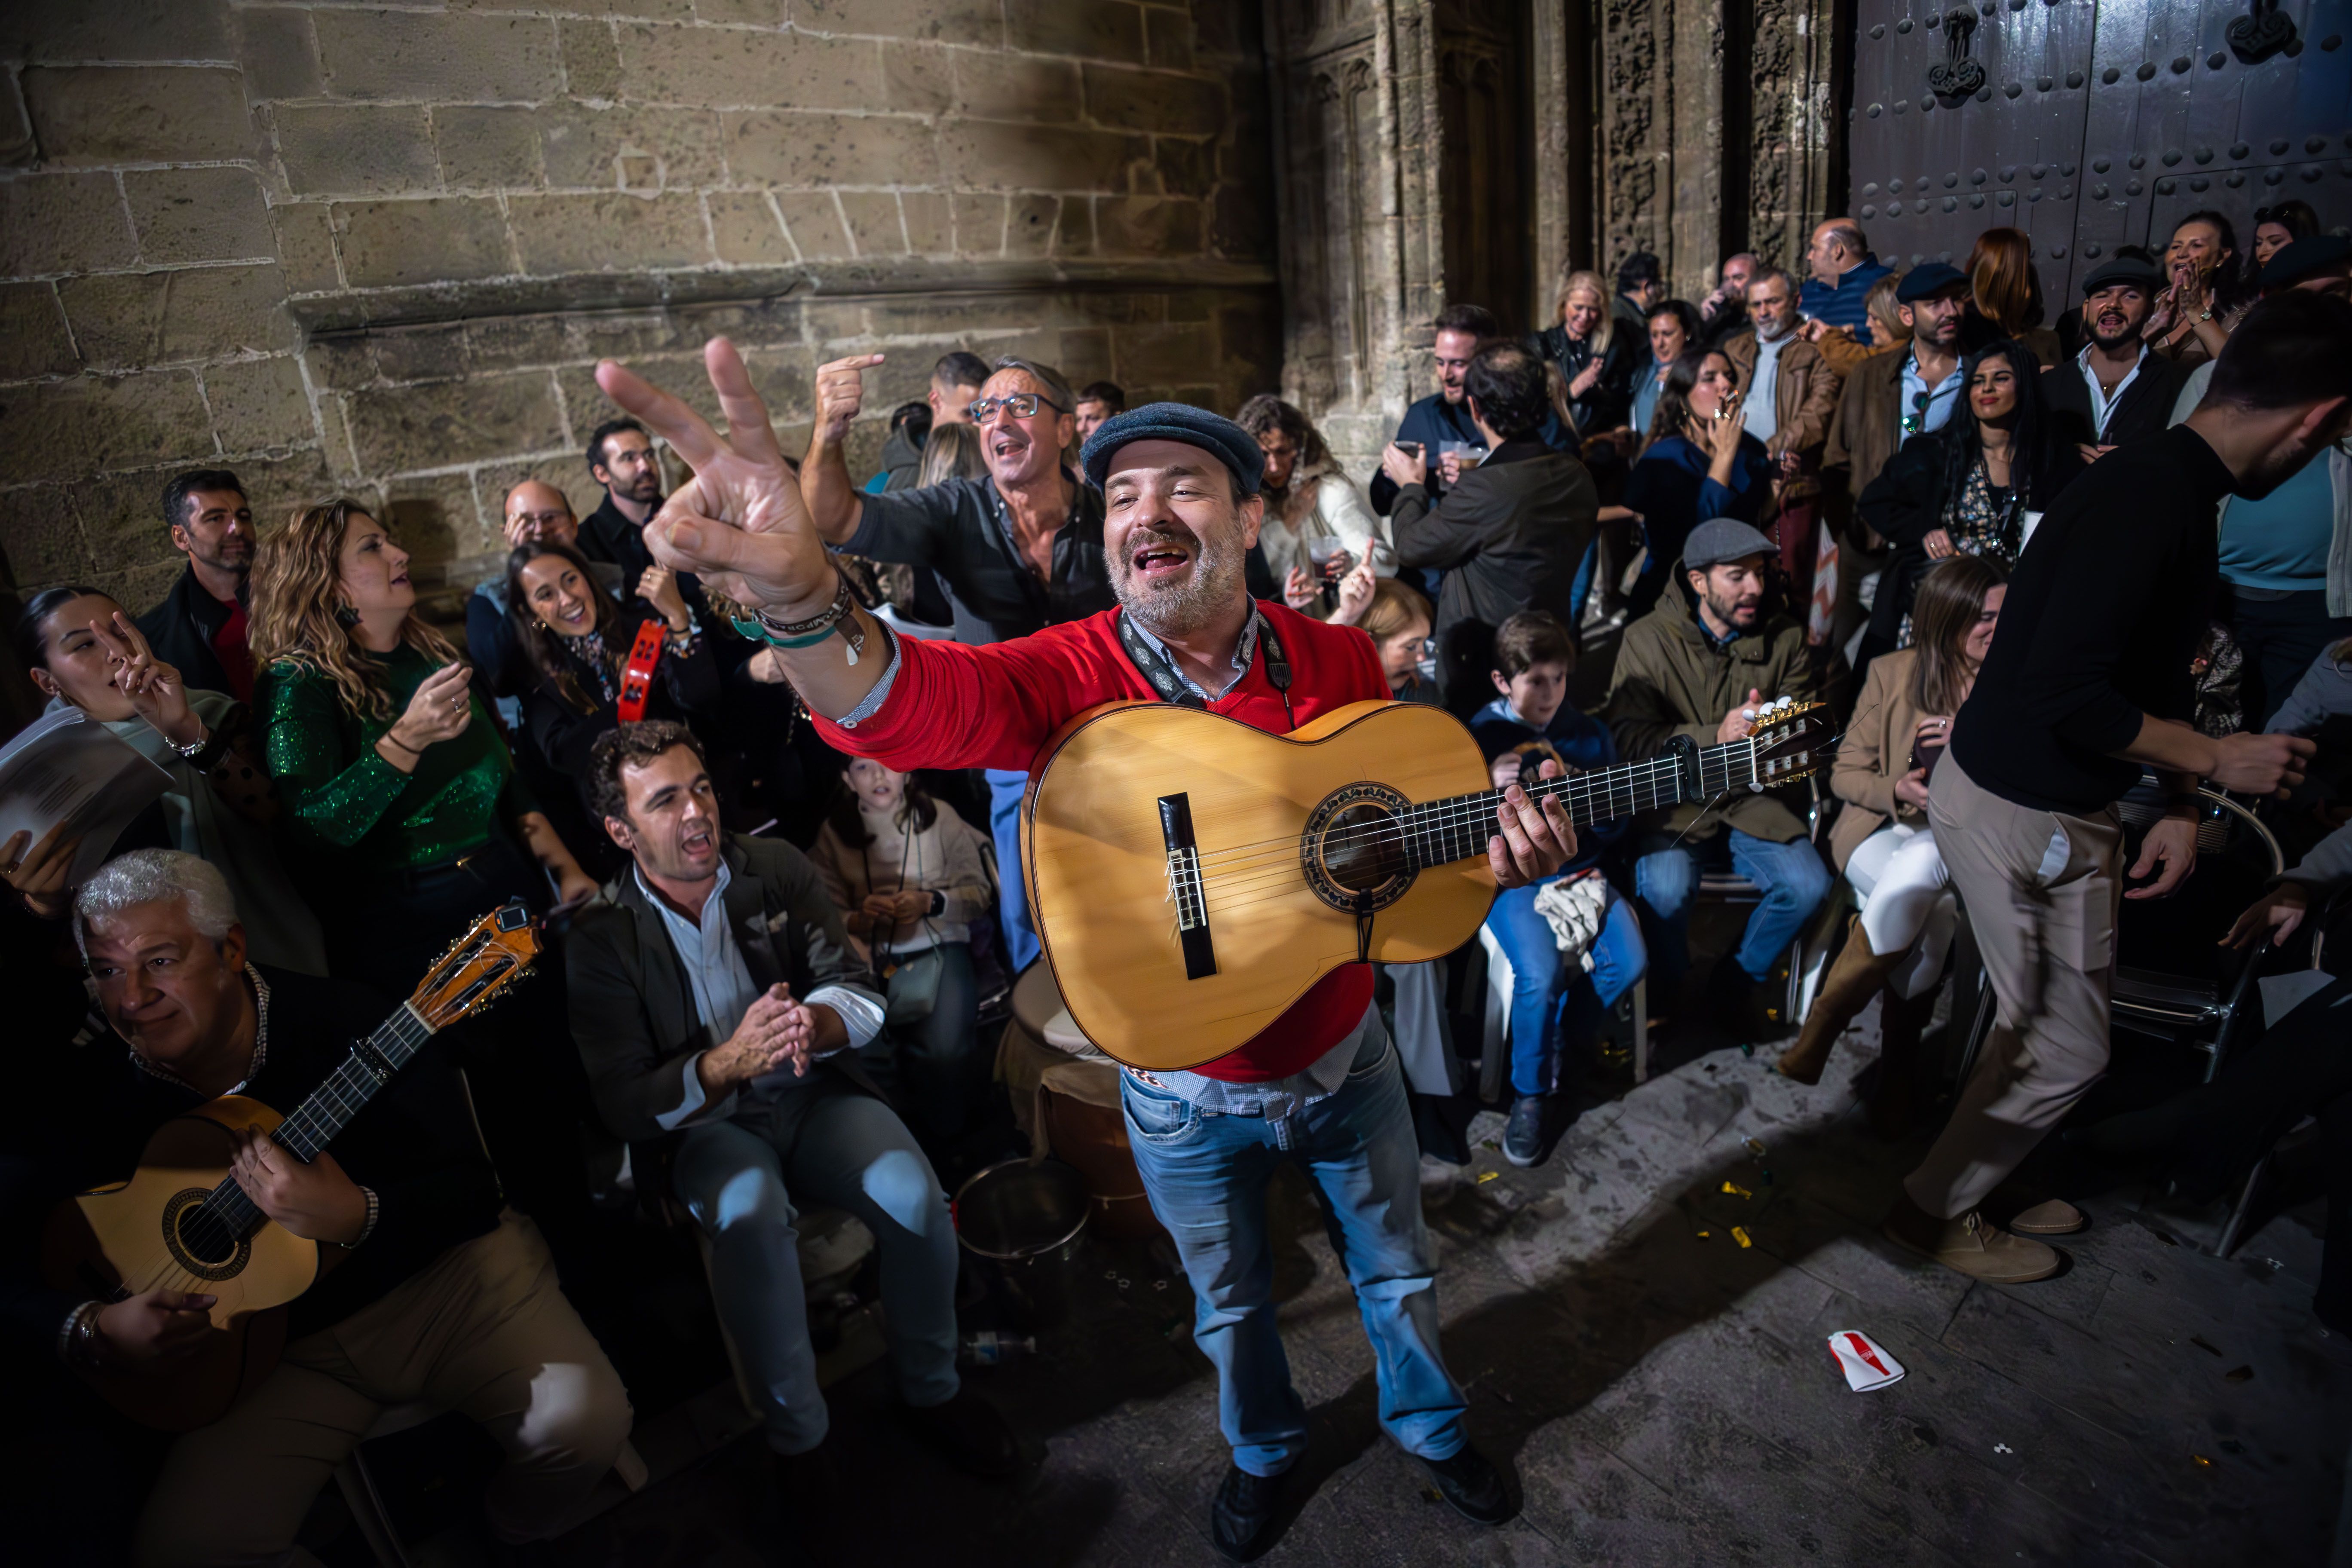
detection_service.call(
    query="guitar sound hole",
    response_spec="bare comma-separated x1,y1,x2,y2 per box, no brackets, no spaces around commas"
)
1319,803,1409,892
177,1205,239,1267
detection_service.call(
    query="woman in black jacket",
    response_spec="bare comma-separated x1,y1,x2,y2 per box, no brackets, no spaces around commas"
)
508,540,722,820
1528,268,1639,441
1856,338,2084,664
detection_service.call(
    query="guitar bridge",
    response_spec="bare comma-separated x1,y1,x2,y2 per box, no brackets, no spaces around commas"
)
1158,794,1217,980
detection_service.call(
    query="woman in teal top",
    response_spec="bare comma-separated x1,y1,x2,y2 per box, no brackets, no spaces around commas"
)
250,498,599,1237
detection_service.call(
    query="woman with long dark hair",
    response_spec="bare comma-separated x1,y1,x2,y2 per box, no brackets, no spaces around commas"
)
2146,210,2257,368
1630,299,1706,436
1615,346,1775,617
2252,200,2321,269
1856,338,2082,661
8,587,326,972
1234,393,1388,605
1778,555,2009,1132
508,539,720,818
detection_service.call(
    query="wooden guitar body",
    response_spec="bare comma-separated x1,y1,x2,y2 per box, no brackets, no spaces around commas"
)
43,1096,316,1431
1023,700,1496,1071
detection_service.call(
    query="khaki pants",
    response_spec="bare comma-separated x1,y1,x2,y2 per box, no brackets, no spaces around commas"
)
134,1211,632,1568
1906,753,2124,1219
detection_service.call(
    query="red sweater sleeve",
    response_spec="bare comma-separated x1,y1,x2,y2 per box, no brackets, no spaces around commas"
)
809,614,1148,775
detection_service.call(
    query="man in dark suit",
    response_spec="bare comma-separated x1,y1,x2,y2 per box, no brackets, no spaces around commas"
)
135,470,254,701
2042,256,2187,462
564,721,1015,1483
1384,342,1599,714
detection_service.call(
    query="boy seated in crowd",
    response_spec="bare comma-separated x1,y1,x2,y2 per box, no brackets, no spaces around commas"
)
1470,612,1646,1166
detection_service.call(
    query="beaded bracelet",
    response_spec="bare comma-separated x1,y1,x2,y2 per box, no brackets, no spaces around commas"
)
730,572,866,664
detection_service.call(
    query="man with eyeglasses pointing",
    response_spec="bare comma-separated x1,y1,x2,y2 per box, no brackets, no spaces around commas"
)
799,352,1116,974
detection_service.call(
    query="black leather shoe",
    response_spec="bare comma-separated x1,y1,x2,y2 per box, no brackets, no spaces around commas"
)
1210,1463,1290,1562
1421,1442,1516,1525
1503,1095,1547,1168
903,1388,1020,1479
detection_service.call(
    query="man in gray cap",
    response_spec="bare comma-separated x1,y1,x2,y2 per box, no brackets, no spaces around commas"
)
2043,254,2184,462
1603,518,1831,1035
592,340,1579,1559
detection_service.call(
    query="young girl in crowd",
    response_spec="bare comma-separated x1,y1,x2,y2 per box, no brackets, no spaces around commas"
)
1777,556,2007,1133
507,539,721,822
9,588,326,974
810,757,996,1146
1469,611,1643,1167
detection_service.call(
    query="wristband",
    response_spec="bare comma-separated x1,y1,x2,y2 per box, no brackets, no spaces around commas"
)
335,1186,380,1250
381,731,422,756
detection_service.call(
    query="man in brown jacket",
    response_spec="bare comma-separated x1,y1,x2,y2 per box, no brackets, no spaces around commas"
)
1724,268,1842,619
1605,520,1833,1035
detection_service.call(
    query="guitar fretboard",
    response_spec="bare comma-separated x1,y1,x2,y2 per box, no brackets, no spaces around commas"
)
194,1004,435,1243
1396,734,1761,868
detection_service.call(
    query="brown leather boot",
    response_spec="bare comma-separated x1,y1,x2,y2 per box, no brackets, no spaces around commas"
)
1776,916,1906,1086
1868,984,1937,1139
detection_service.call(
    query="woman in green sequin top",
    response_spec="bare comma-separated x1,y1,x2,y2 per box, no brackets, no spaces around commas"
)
250,500,597,974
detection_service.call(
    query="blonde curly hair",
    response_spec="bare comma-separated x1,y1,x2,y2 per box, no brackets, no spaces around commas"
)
248,498,459,721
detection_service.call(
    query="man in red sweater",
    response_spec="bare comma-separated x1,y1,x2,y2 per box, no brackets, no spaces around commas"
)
595,340,1576,1560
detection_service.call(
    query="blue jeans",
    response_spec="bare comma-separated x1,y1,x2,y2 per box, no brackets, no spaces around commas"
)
1635,830,1832,984
1485,877,1647,1096
1119,1032,1467,1476
986,768,1039,973
671,1083,960,1455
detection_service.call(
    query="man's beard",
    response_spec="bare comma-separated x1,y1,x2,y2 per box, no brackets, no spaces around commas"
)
623,473,662,503
1705,588,1759,629
194,541,252,577
2087,315,2142,352
1111,523,1247,640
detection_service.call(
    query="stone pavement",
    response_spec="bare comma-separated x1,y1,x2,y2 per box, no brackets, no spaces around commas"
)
519,1008,2349,1568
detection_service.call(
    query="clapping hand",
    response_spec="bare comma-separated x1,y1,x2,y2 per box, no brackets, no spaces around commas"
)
1568,360,1604,398
390,662,473,751
595,340,834,622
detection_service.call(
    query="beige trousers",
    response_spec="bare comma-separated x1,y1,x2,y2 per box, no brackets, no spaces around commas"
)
134,1211,632,1568
1905,752,2124,1219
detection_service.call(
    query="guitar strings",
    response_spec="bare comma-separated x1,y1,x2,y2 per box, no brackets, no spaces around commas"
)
1183,750,1760,890
1180,741,1775,873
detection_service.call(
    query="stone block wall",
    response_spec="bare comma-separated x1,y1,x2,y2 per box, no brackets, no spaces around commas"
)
0,0,1279,620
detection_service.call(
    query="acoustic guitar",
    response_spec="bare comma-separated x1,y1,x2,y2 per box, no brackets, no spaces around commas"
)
43,903,542,1430
1022,697,1834,1070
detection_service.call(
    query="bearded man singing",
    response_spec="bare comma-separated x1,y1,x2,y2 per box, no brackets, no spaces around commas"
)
593,341,1576,1561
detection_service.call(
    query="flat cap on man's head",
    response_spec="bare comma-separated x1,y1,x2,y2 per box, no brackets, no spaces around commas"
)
1682,518,1777,572
2261,234,2352,289
2079,255,2164,295
1080,402,1265,496
1895,262,1969,303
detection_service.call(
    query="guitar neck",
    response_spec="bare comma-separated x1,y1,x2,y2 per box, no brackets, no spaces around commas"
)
205,1003,436,1239
1399,735,1759,868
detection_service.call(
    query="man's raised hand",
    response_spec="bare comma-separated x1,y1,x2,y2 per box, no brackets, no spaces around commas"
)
813,353,883,447
594,338,831,619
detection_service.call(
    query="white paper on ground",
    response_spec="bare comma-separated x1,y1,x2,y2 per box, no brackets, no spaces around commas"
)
2259,969,2337,1029
1827,1329,1906,1392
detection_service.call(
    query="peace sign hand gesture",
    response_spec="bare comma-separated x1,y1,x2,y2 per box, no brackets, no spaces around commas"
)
91,611,200,750
594,339,834,622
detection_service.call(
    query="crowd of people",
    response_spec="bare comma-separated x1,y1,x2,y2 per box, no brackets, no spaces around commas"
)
6,204,2352,1564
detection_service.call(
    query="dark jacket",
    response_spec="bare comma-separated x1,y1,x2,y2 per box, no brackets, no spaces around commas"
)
1822,342,1912,505
845,473,1114,644
523,608,725,815
1602,578,1819,842
135,563,247,701
1529,322,1639,438
1620,432,1776,620
1368,392,1570,516
2040,349,2187,453
2,966,502,1354
1857,432,2086,644
1390,438,1599,708
876,426,924,492
567,835,883,1147
579,493,655,581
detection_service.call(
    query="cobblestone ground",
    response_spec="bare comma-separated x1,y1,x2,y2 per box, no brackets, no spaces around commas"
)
524,1000,2349,1568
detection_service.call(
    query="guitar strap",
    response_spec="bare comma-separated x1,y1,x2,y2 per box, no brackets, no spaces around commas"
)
1114,603,1295,731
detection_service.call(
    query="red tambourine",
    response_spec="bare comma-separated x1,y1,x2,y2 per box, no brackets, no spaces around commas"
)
615,619,667,723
